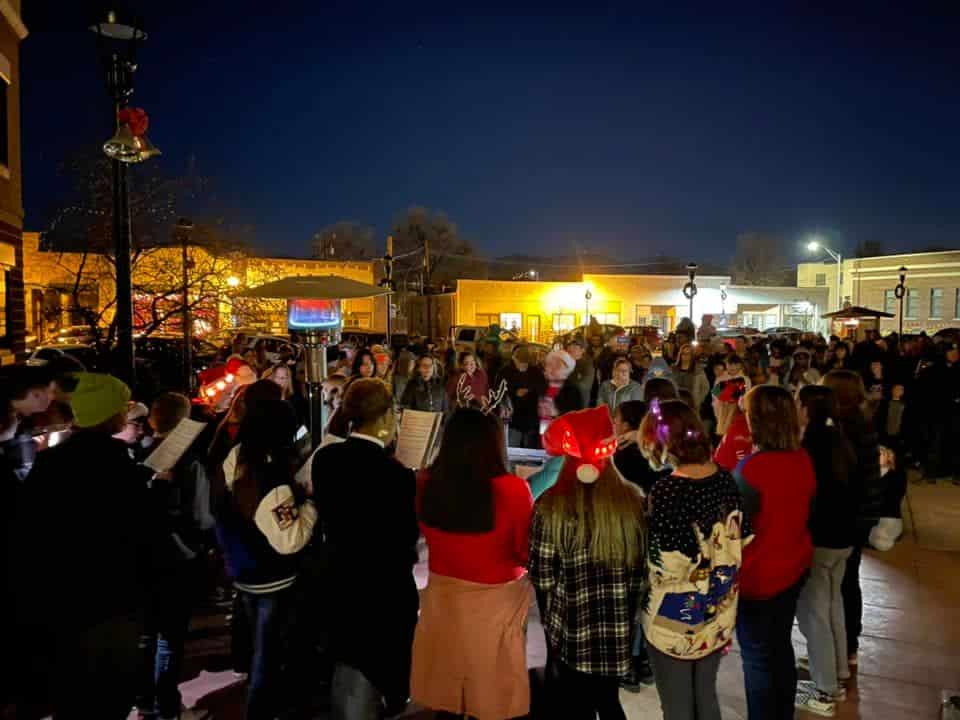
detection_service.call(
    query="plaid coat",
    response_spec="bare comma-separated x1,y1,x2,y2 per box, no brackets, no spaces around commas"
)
529,506,645,678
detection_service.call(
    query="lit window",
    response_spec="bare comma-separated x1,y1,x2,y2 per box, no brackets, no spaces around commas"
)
815,273,826,287
552,313,575,333
499,313,522,333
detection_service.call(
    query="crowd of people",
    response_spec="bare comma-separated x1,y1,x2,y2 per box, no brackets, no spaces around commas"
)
1,317,957,720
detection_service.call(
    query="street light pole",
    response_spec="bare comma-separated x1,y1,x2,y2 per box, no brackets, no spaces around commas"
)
92,10,154,386
177,218,195,392
895,266,908,336
584,289,592,324
683,263,698,336
806,238,843,310
381,235,395,347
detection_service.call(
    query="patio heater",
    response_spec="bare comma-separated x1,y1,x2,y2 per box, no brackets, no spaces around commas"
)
237,275,392,444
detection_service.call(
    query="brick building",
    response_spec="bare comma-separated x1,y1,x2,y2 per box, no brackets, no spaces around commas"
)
0,1,26,365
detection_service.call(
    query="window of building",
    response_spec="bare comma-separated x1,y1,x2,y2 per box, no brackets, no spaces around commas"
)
930,288,943,319
527,315,541,342
552,313,575,333
815,273,827,287
499,312,522,333
884,289,896,315
594,312,620,325
0,268,8,348
475,313,497,329
905,289,919,319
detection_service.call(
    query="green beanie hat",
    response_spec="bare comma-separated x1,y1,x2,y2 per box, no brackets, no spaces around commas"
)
70,373,131,429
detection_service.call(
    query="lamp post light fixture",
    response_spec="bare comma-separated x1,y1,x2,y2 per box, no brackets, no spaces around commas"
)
807,237,843,310
584,289,592,324
90,9,157,385
719,282,728,328
894,266,908,336
683,263,698,334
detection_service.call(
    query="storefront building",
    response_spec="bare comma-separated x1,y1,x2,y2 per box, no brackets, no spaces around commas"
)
798,249,960,335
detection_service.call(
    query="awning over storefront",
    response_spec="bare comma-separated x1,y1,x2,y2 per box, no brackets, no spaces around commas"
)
237,275,390,300
821,305,894,320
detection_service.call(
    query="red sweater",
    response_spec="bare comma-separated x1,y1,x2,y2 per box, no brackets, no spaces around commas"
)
714,412,752,471
734,450,816,600
417,472,534,585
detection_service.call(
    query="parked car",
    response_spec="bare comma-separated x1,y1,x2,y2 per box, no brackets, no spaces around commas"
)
51,325,97,345
763,326,805,343
26,344,102,371
557,324,626,347
624,325,664,351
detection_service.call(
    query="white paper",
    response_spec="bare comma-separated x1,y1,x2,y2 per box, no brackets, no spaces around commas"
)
295,425,309,442
143,418,207,472
394,410,443,470
223,445,239,489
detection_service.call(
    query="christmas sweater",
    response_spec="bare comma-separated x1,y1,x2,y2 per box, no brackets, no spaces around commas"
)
642,470,752,660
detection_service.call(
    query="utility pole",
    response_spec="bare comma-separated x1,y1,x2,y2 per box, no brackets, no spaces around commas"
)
177,218,194,392
423,231,433,340
381,235,395,346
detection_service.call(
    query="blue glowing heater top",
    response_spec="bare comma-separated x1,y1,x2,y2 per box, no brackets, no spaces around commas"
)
287,298,342,329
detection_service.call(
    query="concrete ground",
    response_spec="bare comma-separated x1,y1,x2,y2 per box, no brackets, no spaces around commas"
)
174,477,959,719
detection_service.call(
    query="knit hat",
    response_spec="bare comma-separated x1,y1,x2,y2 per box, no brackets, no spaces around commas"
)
70,373,132,429
541,406,616,484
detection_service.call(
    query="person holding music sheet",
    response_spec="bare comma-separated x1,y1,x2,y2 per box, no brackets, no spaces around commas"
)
312,378,420,719
411,406,534,720
216,396,317,720
136,391,215,720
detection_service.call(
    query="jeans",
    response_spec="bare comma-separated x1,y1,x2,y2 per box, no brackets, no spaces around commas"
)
547,656,625,720
331,662,384,720
137,564,201,718
647,644,723,720
736,576,806,720
239,588,293,720
797,547,852,694
841,546,863,655
50,612,143,720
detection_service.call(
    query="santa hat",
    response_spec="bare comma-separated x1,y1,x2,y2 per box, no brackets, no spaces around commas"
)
541,405,616,484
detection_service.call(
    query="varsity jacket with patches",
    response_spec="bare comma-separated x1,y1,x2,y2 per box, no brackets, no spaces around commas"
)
216,445,317,594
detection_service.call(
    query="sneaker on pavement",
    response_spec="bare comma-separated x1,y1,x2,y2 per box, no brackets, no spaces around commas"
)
796,681,836,717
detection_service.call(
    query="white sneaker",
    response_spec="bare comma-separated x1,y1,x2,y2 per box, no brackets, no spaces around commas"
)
796,680,836,717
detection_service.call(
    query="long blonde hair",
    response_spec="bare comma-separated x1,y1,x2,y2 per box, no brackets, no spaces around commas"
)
538,462,645,568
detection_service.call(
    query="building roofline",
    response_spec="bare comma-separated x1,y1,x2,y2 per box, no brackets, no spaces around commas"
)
799,248,960,265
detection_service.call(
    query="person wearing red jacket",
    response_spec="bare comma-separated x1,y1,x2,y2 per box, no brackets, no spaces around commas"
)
734,386,816,720
713,406,752,472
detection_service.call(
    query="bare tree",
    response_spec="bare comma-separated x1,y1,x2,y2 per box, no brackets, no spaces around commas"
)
310,221,376,260
392,206,477,289
730,232,795,286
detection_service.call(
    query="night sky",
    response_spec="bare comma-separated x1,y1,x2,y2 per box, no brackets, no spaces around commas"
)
20,2,960,262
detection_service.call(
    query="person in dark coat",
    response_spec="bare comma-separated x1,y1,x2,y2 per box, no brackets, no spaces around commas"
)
921,342,960,484
14,373,163,720
822,370,882,666
313,378,420,718
400,355,449,414
496,345,547,448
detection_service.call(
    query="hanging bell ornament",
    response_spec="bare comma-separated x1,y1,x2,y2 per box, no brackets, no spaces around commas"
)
102,123,142,163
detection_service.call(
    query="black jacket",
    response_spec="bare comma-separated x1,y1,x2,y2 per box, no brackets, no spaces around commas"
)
400,377,449,414
803,423,858,548
838,413,883,540
313,436,420,706
496,363,547,432
15,431,162,631
613,443,667,496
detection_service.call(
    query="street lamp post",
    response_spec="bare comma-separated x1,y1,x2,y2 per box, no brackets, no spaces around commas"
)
683,263,698,335
719,282,728,328
807,238,843,310
584,289,592,324
895,266,908,336
176,218,195,392
91,10,157,386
